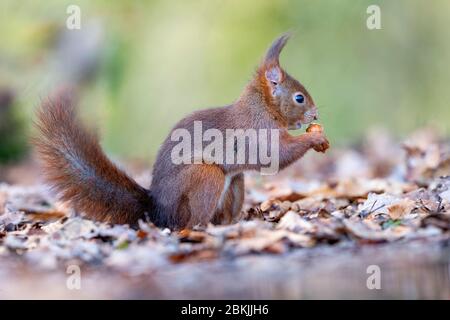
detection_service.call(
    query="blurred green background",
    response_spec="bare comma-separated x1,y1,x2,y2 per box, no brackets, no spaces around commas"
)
1,0,450,164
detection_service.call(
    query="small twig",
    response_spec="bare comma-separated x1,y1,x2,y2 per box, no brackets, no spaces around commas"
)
419,198,444,214
419,199,431,213
358,200,386,218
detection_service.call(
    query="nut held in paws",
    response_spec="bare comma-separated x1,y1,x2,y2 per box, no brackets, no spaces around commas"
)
306,123,323,133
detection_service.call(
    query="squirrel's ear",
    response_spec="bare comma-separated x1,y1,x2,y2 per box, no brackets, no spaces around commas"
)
265,66,283,84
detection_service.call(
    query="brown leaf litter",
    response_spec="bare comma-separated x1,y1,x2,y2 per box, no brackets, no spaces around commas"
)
0,128,449,290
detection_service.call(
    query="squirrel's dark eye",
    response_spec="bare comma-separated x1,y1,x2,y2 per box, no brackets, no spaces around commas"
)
294,94,305,104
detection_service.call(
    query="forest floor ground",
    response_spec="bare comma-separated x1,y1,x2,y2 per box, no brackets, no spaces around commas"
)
1,128,449,299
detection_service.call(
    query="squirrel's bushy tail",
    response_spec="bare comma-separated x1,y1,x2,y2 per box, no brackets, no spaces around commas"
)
33,89,152,225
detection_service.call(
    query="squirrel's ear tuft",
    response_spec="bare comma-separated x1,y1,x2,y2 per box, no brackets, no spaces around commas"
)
259,33,291,86
263,33,291,68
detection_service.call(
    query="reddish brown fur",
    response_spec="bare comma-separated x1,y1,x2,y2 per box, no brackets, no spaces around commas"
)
33,90,153,226
33,34,329,230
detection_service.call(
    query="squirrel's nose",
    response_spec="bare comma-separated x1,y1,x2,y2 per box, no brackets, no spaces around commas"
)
311,106,318,120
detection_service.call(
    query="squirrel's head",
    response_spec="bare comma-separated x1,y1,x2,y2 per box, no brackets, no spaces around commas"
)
257,34,317,130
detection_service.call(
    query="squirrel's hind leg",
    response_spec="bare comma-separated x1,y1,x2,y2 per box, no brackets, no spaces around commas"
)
212,173,244,225
178,164,225,228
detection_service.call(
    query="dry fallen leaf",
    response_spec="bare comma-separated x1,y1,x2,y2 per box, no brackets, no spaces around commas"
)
387,198,416,220
277,211,316,233
343,219,410,242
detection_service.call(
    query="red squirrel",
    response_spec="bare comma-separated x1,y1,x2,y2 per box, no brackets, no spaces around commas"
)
34,34,329,229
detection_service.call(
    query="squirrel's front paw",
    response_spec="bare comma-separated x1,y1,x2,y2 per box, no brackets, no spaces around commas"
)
313,138,329,153
308,132,330,153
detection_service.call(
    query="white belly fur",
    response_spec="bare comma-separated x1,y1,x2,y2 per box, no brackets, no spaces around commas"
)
218,173,234,208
